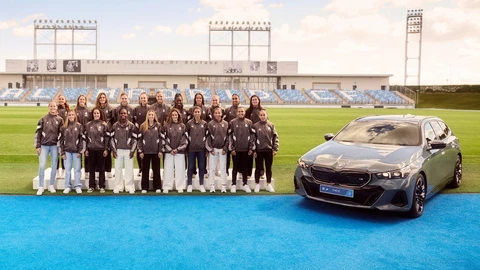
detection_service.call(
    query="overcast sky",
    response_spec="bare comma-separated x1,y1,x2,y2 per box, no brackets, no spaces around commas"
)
0,0,478,85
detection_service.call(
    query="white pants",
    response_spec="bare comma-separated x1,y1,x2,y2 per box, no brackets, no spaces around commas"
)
114,149,134,192
164,153,186,191
209,148,227,187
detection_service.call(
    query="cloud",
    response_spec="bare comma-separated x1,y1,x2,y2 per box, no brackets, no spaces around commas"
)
21,13,45,23
423,6,480,41
334,39,376,53
12,25,33,36
154,25,172,33
135,25,143,30
0,19,17,30
269,3,284,9
122,33,136,39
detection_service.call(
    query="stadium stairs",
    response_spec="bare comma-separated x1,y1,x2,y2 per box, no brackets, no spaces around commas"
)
271,90,283,104
330,89,346,104
300,89,314,104
21,89,34,102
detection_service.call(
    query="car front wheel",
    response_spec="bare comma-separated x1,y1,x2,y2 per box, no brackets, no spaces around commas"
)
408,174,426,218
448,155,462,188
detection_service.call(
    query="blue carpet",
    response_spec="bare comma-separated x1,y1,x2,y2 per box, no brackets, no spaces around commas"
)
0,194,479,269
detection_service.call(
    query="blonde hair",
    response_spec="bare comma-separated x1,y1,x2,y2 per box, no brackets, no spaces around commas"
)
140,110,159,132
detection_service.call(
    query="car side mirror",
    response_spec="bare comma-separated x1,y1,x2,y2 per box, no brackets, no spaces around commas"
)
429,140,446,150
324,133,334,141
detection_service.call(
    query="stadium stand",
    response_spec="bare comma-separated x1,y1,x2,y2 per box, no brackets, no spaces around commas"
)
158,88,181,104
306,89,342,104
245,89,278,103
0,88,26,101
334,90,373,104
216,89,247,103
126,88,150,103
274,89,310,103
185,88,212,103
90,88,120,103
365,90,408,104
63,88,90,103
26,88,58,102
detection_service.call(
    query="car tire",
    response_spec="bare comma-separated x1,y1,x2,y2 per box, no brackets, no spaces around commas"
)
408,174,426,218
448,156,462,188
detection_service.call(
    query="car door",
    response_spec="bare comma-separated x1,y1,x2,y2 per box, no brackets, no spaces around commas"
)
435,121,458,183
422,121,443,193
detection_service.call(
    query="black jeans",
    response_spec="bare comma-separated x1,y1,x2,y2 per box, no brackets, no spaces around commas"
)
232,151,249,186
89,149,106,188
141,154,161,190
255,150,273,184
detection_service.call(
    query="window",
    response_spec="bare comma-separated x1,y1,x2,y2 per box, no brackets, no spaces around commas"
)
424,122,436,142
381,85,386,90
291,85,295,90
282,85,287,89
353,85,357,90
438,121,451,137
190,84,195,89
430,121,446,140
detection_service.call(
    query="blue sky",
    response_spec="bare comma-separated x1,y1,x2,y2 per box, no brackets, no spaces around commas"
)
0,0,479,85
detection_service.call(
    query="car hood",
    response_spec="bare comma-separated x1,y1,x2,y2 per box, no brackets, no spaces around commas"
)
301,141,422,172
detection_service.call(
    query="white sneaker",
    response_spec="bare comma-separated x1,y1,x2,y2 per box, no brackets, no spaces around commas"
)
63,188,71,194
129,190,135,194
100,188,105,193
266,183,275,193
84,172,89,179
210,185,215,193
221,185,227,193
243,184,251,193
87,187,94,193
48,185,56,193
75,187,82,194
155,189,161,193
142,190,147,194
107,172,113,178
254,184,260,193
36,187,44,196
200,185,206,193
187,185,193,193
230,185,236,193
163,189,169,194
113,189,119,194
178,189,184,193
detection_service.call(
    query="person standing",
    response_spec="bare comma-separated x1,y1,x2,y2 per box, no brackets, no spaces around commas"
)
94,92,114,178
56,94,70,179
245,95,264,179
228,106,254,193
133,92,149,177
138,110,163,194
206,95,224,177
252,109,279,193
112,92,134,123
75,94,91,179
85,108,109,193
223,93,240,176
35,101,64,195
162,108,188,193
60,110,84,194
186,106,207,193
111,108,138,194
187,93,208,121
206,107,229,193
173,93,189,124
151,90,170,126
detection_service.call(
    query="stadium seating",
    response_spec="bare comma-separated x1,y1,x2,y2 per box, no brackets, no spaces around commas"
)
0,88,26,101
365,90,408,104
63,88,90,103
245,90,278,103
90,88,120,103
156,88,181,104
26,88,58,102
334,90,373,104
274,89,310,103
185,88,212,103
215,89,247,103
126,88,149,103
306,90,342,104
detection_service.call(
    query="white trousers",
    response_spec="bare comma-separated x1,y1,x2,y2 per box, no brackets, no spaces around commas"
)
209,148,227,187
164,153,186,191
114,149,134,192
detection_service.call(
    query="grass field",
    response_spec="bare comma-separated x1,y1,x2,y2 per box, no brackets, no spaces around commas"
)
1,106,479,195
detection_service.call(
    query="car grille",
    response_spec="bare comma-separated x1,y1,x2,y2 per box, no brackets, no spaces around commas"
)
310,166,371,187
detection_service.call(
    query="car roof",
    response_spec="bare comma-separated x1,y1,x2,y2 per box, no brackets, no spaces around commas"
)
355,114,438,124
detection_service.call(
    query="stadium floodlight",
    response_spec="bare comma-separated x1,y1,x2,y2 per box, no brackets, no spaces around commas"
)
236,21,239,24
33,20,37,23
94,20,97,23
253,21,256,25
220,21,223,24
83,20,86,23
223,26,226,30
242,21,245,24
209,21,212,24
88,20,91,23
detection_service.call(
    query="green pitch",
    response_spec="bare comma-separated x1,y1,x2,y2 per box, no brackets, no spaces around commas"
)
1,106,479,194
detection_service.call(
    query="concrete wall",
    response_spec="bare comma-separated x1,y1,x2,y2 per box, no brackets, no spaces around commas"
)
107,75,197,90
0,74,23,89
280,76,390,90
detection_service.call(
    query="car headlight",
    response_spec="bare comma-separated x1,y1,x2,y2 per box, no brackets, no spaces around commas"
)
376,167,411,179
298,158,309,169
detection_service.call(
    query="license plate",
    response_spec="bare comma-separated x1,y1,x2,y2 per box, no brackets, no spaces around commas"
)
320,185,354,198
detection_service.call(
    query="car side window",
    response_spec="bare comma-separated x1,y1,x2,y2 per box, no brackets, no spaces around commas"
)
438,121,451,137
430,121,446,140
424,122,436,142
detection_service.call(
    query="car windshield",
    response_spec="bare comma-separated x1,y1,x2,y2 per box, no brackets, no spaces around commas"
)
334,120,421,146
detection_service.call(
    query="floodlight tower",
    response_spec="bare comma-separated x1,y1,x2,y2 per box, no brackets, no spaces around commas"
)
404,9,423,86
33,19,98,59
208,21,271,61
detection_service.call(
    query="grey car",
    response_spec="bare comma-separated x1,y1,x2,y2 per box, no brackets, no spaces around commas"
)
294,115,462,218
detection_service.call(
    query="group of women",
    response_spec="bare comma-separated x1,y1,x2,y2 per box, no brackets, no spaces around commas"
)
35,91,279,195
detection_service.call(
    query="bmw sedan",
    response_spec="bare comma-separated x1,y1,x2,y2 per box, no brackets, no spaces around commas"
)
294,115,462,218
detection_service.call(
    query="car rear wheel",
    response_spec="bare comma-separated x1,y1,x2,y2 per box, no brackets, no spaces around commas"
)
448,156,462,188
408,174,426,218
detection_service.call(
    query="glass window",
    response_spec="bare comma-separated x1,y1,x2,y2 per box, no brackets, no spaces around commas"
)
430,121,446,140
424,122,436,142
437,121,451,137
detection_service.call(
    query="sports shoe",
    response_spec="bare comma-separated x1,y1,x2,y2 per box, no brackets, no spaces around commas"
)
129,190,135,194
221,185,227,193
187,185,193,193
48,185,56,193
107,172,113,178
254,184,260,193
142,190,147,194
155,189,161,193
243,184,251,193
163,189,169,194
230,185,236,193
113,189,119,194
178,189,184,193
266,183,275,193
63,188,71,194
84,172,89,179
36,187,44,196
210,185,215,193
100,188,105,193
199,185,206,193
87,187,94,193
75,187,82,194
